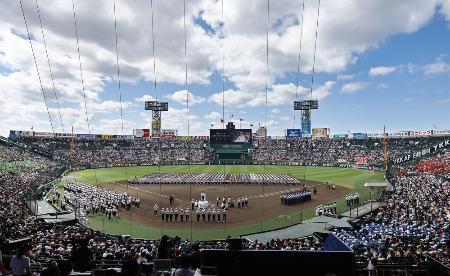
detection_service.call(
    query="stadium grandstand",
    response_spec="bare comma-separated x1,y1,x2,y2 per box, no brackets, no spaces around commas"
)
1,0,450,275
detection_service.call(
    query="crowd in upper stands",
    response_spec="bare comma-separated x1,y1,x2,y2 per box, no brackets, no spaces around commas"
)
253,136,447,165
14,135,449,167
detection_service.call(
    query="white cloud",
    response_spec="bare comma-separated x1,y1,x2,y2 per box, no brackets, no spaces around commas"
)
134,95,155,102
209,81,334,108
434,97,450,104
369,66,396,76
341,82,368,94
423,57,450,75
440,0,450,23
337,74,355,81
204,111,222,120
0,0,444,135
271,108,281,114
402,97,415,103
165,90,206,105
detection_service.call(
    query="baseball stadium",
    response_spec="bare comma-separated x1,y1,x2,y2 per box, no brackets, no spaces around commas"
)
1,0,450,275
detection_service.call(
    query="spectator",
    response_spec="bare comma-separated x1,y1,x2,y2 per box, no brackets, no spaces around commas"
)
10,246,31,276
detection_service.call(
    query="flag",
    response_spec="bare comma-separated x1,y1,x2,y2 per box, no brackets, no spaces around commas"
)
210,124,214,127
231,114,234,117
250,124,254,127
348,130,351,134
220,118,224,123
239,118,243,121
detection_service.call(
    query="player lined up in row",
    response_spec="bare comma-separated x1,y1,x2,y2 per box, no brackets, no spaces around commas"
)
166,191,249,209
153,206,228,222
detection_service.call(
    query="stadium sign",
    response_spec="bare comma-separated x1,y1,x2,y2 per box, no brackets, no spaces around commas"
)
352,133,367,139
333,134,348,139
286,129,301,138
355,156,368,164
133,129,150,138
161,129,177,137
392,138,450,164
312,128,330,138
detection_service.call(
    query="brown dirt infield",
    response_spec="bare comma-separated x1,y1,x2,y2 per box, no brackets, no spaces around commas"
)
101,180,350,229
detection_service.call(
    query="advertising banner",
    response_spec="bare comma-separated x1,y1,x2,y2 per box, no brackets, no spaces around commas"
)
55,133,76,138
133,129,150,138
301,120,311,135
194,136,209,140
367,133,384,138
355,156,368,164
352,133,367,139
312,128,330,138
20,131,34,137
161,129,177,137
177,136,192,140
9,130,21,138
392,138,450,164
100,134,113,139
287,129,301,138
333,134,348,139
34,131,54,138
433,130,450,136
76,134,98,139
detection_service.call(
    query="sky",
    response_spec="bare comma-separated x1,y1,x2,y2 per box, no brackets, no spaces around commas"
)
0,0,450,137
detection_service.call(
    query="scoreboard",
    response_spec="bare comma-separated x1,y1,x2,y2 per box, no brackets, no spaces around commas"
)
210,129,252,144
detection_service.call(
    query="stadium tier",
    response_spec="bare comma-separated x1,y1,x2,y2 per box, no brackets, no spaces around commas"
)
1,135,449,275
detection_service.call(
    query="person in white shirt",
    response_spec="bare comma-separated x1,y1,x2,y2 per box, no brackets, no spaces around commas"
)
154,203,159,216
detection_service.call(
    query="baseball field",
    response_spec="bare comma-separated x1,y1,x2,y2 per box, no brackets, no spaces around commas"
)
59,165,384,240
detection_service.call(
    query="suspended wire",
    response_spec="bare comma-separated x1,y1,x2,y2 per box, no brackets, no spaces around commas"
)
294,0,305,127
221,0,225,129
264,0,270,134
19,0,55,133
150,0,157,101
34,0,64,132
310,0,321,99
113,0,133,236
184,0,189,137
261,0,270,232
113,1,125,137
71,0,91,134
221,0,227,237
148,0,163,236
183,0,193,240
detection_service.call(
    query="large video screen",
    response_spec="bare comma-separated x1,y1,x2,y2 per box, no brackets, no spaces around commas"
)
210,129,252,144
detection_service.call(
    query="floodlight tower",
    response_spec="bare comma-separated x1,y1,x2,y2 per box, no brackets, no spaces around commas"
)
294,100,319,136
145,101,169,137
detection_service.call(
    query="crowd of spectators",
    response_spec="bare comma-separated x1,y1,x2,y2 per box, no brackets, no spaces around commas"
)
413,148,450,178
15,135,449,167
2,136,450,273
16,137,211,166
333,169,450,267
253,136,447,164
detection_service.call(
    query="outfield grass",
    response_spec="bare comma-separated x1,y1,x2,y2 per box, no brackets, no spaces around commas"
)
61,165,384,240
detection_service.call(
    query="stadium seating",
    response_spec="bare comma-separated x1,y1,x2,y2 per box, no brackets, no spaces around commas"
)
1,136,450,275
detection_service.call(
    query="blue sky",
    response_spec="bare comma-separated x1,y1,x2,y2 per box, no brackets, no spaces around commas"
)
0,0,449,136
